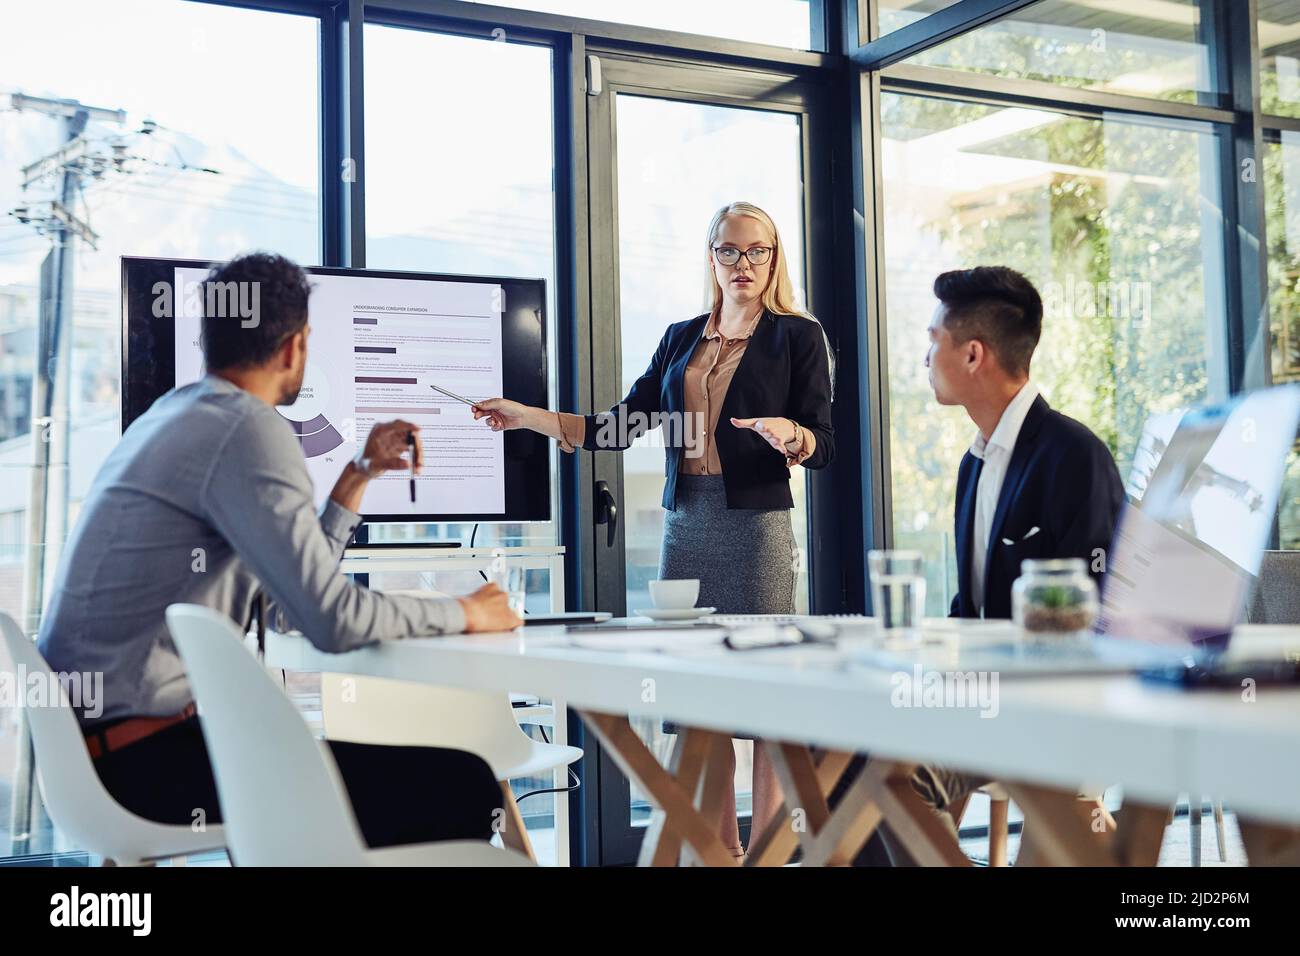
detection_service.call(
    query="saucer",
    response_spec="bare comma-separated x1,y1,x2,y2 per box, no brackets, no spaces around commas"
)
632,607,718,621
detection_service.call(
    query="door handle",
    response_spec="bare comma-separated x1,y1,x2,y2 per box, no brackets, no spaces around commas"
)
594,480,618,548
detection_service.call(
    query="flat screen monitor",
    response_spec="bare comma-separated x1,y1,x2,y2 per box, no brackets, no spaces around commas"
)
121,257,550,522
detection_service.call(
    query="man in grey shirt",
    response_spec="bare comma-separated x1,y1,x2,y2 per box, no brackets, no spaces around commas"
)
39,252,517,846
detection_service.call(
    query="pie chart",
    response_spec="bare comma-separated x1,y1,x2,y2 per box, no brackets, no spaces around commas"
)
288,413,346,457
277,362,345,459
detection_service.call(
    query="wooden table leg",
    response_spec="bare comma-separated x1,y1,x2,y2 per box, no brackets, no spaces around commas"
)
795,756,890,867
688,734,737,866
1238,818,1300,865
498,780,537,862
752,747,971,867
639,728,712,867
870,762,972,867
580,711,738,867
747,748,853,866
581,718,1186,869
1005,782,1166,866
1113,802,1168,866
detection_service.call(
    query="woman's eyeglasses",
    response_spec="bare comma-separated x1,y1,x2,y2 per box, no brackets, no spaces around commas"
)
713,246,773,267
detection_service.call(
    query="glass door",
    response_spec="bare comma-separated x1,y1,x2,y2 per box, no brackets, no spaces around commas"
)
613,95,810,622
583,52,826,864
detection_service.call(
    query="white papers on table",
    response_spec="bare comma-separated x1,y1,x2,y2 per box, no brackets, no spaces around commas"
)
567,628,726,653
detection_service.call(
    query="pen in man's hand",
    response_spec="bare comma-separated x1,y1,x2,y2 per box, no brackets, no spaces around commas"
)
407,431,416,503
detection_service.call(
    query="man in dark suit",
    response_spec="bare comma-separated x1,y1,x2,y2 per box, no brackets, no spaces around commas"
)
873,266,1125,864
928,266,1124,619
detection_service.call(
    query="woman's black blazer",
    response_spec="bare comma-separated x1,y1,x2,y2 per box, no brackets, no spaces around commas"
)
581,310,835,510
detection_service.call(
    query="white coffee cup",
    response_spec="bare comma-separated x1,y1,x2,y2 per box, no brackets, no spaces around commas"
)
649,578,700,610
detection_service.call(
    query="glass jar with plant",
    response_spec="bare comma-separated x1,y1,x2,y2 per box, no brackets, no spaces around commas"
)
1012,558,1098,640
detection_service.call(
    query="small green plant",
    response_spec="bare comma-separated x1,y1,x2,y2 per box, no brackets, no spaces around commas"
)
1031,585,1076,609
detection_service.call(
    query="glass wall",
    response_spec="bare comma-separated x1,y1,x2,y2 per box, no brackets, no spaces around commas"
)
0,0,320,855
899,0,1216,102
1262,3,1300,550
613,95,809,618
362,23,562,859
1261,0,1300,118
881,92,1228,613
878,1,964,34
362,24,558,567
611,93,809,827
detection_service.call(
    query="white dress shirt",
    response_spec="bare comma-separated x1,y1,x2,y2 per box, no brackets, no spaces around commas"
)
968,381,1040,615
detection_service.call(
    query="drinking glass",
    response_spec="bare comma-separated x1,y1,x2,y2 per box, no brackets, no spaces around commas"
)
867,549,926,641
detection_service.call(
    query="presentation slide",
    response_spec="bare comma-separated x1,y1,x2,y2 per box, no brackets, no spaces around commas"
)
174,266,506,516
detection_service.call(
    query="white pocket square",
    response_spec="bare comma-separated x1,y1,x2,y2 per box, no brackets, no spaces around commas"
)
1000,526,1040,546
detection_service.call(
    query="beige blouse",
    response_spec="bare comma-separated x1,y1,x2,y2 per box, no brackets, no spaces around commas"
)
554,312,815,470
681,311,757,474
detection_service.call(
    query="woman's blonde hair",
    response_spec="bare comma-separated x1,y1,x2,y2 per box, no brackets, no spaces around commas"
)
703,201,810,319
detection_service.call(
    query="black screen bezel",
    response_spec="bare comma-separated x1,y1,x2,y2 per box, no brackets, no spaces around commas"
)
121,256,551,523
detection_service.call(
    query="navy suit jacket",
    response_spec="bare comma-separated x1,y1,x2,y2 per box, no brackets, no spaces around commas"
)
950,395,1124,620
582,310,835,511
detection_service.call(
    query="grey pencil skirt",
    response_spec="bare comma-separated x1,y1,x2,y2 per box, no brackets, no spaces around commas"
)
659,474,797,615
659,475,796,739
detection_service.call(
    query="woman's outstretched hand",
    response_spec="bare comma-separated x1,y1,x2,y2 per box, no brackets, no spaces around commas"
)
472,397,533,432
730,416,797,455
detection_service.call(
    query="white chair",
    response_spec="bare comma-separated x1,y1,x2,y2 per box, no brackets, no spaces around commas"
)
164,603,532,867
320,587,582,862
321,673,581,861
0,611,225,866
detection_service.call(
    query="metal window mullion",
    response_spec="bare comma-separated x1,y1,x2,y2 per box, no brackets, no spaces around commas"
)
1262,116,1300,136
1216,0,1276,552
1215,0,1269,395
812,0,833,55
852,0,1043,70
556,34,595,619
367,0,837,65
858,69,892,565
186,0,333,16
881,63,1234,126
320,3,344,266
552,32,598,868
341,0,366,268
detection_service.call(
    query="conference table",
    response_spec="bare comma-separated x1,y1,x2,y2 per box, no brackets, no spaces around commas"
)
265,617,1300,867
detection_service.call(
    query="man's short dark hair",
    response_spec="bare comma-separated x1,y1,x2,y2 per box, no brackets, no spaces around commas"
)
200,252,312,371
933,266,1042,377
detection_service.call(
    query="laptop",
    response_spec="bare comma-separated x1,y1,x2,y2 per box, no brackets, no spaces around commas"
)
856,384,1300,676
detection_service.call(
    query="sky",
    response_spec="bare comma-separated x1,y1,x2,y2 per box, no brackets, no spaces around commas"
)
2,0,319,189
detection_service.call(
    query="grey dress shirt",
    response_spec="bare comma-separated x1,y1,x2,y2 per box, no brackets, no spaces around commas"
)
37,375,466,724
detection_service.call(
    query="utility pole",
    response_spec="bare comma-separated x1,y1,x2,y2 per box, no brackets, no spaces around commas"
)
5,92,125,856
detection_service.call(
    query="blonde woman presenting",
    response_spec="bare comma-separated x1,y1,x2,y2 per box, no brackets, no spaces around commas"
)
473,201,835,860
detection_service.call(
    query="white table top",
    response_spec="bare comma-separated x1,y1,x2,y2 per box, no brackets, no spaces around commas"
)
266,620,1300,824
